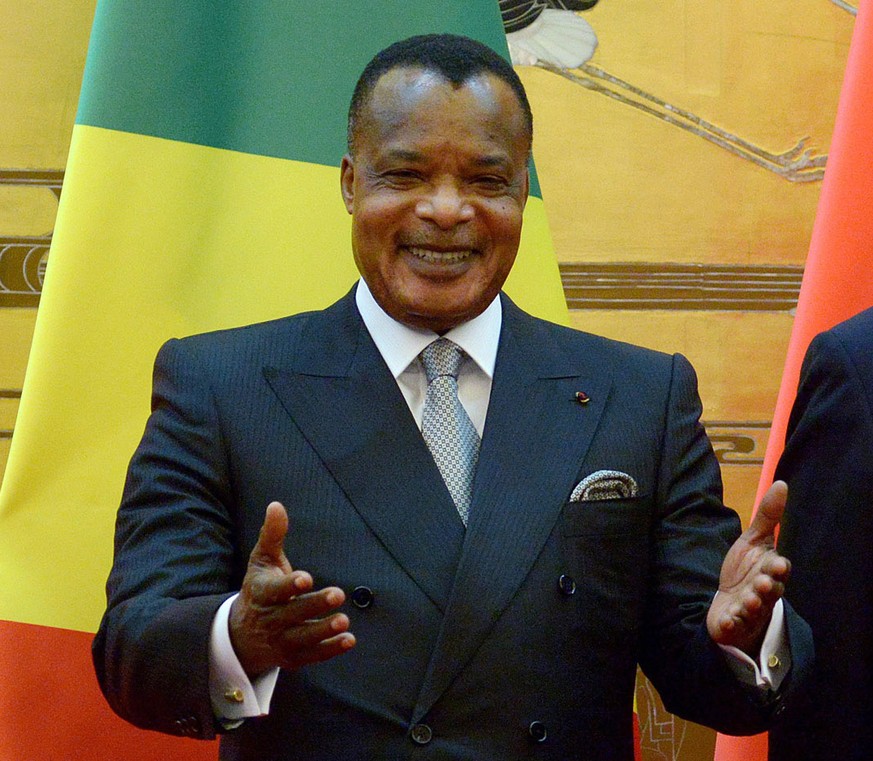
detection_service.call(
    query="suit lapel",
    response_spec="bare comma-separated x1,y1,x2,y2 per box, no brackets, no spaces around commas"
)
413,298,613,721
263,292,465,612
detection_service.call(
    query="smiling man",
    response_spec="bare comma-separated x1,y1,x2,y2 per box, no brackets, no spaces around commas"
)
93,34,812,760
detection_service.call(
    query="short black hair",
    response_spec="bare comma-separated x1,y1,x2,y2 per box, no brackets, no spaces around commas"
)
347,33,533,155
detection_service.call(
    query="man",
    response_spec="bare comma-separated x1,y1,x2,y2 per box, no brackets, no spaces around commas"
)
769,307,873,761
93,34,811,759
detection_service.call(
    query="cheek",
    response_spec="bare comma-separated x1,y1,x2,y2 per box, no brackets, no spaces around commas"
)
352,204,395,247
488,206,525,250
354,200,408,246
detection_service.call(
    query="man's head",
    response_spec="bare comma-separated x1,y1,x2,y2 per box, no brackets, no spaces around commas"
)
347,34,533,157
341,34,533,334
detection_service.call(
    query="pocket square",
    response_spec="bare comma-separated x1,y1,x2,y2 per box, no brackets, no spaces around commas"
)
570,470,639,502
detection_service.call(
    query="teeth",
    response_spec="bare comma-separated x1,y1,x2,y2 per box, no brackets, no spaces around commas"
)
407,246,472,264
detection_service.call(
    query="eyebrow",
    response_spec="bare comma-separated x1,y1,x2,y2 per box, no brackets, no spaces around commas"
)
382,149,423,162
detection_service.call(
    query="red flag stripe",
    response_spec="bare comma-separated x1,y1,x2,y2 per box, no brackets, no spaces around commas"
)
0,620,216,761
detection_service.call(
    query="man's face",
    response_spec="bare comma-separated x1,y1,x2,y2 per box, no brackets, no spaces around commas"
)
341,67,530,333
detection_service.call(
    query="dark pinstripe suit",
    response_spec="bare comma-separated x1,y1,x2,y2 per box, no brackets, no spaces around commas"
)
94,288,812,760
770,307,873,761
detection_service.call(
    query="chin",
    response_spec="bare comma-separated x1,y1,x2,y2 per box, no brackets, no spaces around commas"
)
407,304,482,333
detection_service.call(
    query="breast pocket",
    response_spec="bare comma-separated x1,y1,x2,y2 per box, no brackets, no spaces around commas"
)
560,496,652,644
562,495,651,538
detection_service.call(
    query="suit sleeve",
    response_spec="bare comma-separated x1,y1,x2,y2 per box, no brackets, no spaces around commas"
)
92,338,242,739
770,327,873,758
638,353,812,734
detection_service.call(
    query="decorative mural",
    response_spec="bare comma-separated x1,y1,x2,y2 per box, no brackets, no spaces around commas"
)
500,0,846,182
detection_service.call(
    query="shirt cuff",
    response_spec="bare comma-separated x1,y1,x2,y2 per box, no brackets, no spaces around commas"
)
718,597,790,691
208,593,280,724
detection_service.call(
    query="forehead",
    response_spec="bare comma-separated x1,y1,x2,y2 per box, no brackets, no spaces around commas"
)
356,67,529,155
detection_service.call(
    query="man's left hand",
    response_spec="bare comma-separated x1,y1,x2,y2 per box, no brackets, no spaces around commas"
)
707,480,791,656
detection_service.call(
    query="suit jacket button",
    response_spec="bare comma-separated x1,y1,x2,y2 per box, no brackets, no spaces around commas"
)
528,720,548,742
410,723,433,745
557,574,576,595
174,716,198,736
351,586,374,608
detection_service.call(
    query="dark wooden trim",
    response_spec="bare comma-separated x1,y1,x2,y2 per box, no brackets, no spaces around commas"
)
560,263,803,311
704,421,770,465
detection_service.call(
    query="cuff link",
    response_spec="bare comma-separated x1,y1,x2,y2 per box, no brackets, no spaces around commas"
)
224,687,245,703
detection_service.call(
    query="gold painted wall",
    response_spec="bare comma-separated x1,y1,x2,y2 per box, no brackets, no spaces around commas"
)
0,1,95,481
0,2,855,759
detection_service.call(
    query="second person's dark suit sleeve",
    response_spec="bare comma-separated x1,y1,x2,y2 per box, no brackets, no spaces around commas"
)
770,321,873,760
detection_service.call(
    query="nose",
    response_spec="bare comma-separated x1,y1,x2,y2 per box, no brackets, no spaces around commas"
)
415,183,474,229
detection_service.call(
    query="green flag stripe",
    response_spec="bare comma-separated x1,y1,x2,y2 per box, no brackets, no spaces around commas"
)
76,2,531,174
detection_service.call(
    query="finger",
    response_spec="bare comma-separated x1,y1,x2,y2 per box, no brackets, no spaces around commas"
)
748,480,788,541
751,570,786,602
759,553,791,583
250,502,290,568
713,609,737,636
278,632,357,670
268,586,347,627
249,569,312,606
739,588,764,616
276,611,351,652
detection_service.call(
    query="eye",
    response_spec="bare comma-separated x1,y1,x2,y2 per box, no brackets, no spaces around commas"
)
471,175,509,193
380,169,423,188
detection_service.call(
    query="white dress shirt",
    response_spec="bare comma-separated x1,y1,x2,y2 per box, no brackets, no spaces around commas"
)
208,281,787,721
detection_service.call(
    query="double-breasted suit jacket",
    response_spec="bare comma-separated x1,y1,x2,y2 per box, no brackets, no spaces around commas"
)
94,289,812,760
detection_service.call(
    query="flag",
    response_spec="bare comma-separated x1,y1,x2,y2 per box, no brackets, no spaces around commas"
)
0,3,566,759
714,1,873,758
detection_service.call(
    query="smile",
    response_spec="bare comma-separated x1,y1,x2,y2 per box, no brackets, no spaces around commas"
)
406,246,474,264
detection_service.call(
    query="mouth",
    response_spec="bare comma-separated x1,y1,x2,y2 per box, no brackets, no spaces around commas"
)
404,246,475,264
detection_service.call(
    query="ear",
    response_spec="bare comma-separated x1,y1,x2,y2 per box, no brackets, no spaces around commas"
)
340,154,355,214
521,167,530,208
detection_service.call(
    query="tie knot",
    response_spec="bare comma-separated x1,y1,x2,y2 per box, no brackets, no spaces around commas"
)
420,338,464,382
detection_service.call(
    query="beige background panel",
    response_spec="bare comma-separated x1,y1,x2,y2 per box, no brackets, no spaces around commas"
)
0,0,93,166
522,0,851,265
526,63,826,264
0,186,58,236
570,311,793,416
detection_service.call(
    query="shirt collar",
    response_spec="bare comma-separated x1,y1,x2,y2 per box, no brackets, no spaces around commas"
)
355,279,501,379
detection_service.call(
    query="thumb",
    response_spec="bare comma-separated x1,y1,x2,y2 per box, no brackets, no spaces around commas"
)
250,501,290,568
748,480,787,541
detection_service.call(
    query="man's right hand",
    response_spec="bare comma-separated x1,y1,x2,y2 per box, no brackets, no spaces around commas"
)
229,501,356,677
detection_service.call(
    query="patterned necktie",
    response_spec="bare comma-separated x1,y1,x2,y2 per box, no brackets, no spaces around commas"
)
420,338,481,525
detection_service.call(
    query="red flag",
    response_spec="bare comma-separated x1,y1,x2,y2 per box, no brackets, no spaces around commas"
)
714,1,873,758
